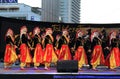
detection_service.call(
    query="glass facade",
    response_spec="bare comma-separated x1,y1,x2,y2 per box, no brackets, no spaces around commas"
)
42,0,59,22
42,0,80,23
59,0,80,23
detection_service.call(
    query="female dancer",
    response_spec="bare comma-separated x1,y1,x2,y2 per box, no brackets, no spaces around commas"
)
32,27,43,69
54,34,61,57
74,30,88,70
19,26,32,70
90,30,105,70
42,28,58,70
58,29,71,60
4,28,18,69
105,31,120,70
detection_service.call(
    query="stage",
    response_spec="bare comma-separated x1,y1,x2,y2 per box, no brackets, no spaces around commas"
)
0,62,120,79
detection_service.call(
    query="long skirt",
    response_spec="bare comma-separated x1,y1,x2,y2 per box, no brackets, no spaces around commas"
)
43,44,58,63
20,44,32,67
33,44,43,66
91,45,105,69
74,46,88,68
105,47,120,69
4,44,18,66
59,45,71,60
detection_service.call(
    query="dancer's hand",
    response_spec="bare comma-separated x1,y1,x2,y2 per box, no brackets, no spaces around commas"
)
88,49,91,53
14,45,18,49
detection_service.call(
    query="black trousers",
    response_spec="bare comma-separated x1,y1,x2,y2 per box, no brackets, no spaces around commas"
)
86,52,92,69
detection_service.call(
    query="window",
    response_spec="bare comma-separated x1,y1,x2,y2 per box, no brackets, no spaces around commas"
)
9,8,19,12
0,8,7,12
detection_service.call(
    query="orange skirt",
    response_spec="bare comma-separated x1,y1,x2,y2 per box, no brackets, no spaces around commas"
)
105,47,120,69
91,45,105,66
74,46,88,64
33,44,43,63
4,44,18,63
59,45,71,60
43,44,57,63
20,44,32,63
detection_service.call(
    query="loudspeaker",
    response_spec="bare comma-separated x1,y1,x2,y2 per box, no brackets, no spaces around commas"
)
57,60,78,72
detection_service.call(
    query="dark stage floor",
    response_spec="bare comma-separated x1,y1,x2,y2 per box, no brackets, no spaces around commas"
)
0,62,120,79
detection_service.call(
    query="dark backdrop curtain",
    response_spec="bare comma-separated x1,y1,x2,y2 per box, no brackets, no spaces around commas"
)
0,16,120,59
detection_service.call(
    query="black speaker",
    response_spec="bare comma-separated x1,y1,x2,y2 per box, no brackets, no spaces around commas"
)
57,60,78,72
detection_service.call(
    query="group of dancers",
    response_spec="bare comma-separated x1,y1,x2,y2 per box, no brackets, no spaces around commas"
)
4,25,120,70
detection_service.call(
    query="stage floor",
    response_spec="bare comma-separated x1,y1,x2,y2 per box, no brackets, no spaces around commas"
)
0,62,120,79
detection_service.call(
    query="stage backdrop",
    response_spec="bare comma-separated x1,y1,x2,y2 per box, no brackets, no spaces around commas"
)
0,16,120,59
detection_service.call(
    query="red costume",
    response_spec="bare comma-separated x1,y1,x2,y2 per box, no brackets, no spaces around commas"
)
19,26,32,69
105,31,120,69
74,30,88,69
90,31,105,70
43,28,58,70
58,29,71,60
32,27,43,69
4,28,18,69
20,44,32,63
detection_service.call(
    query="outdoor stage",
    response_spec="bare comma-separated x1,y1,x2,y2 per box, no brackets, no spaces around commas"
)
0,62,120,79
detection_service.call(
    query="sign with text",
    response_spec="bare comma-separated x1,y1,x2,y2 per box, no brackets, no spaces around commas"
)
0,0,18,3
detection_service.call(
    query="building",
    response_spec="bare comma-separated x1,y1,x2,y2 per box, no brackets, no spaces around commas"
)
59,0,80,23
42,0,80,23
0,3,41,21
42,0,59,22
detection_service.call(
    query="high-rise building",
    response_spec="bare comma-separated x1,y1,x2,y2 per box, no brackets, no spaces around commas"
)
59,0,80,23
42,0,59,22
42,0,80,23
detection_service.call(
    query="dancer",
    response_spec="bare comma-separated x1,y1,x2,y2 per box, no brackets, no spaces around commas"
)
105,31,120,70
4,28,18,69
32,27,43,69
84,28,92,69
74,30,88,70
100,28,110,59
58,29,71,60
90,30,105,70
18,26,32,70
116,29,120,49
54,34,61,58
42,28,58,70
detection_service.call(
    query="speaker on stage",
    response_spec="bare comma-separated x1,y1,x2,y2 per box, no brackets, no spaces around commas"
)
57,60,78,72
